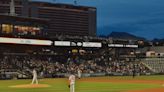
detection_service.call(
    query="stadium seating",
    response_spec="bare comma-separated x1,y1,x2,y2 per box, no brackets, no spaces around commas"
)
0,55,151,79
141,58,164,73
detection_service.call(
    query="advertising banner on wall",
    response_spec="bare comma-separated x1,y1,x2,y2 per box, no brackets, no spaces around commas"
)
54,41,71,46
82,42,102,47
0,37,52,46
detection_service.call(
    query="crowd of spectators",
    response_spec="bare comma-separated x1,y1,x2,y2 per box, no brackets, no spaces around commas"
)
0,55,150,78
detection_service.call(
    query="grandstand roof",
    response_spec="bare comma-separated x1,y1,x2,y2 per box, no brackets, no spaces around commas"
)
139,46,164,53
150,46,164,53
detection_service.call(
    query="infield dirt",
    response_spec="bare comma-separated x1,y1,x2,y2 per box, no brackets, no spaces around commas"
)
9,84,50,88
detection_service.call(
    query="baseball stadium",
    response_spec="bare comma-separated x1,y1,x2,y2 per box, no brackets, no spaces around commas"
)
0,0,164,92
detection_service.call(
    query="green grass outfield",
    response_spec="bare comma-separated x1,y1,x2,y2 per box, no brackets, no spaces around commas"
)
0,75,164,92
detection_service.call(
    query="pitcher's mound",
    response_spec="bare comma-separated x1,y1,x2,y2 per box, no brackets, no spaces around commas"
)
9,84,50,88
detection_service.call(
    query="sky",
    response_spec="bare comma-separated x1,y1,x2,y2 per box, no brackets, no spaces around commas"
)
34,0,164,40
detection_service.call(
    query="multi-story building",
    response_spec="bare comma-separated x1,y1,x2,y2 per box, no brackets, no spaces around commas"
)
0,0,96,37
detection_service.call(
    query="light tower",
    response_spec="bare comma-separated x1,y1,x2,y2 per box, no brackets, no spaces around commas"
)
10,0,16,16
74,0,78,5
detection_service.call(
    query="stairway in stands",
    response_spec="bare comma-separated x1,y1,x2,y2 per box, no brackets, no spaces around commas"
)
141,58,164,73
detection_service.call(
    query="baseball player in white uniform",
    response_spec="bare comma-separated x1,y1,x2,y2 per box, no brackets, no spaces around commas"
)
77,69,82,79
68,74,76,92
31,69,38,84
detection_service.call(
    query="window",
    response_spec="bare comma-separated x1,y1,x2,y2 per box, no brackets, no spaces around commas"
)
14,25,41,36
2,24,13,34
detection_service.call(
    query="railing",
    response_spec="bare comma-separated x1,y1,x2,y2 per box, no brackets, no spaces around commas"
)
141,57,164,73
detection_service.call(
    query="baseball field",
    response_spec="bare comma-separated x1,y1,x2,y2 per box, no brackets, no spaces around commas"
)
0,75,164,92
